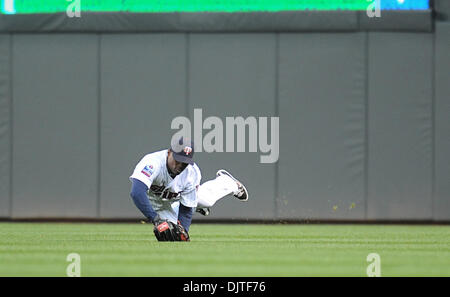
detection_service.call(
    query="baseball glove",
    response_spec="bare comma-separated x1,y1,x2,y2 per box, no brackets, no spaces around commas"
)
153,220,190,242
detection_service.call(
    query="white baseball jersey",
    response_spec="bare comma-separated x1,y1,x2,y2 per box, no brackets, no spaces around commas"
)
129,149,201,222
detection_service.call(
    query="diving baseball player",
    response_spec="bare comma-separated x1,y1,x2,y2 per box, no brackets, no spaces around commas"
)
129,137,248,241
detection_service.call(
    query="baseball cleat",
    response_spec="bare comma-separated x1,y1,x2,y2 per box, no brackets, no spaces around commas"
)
216,169,249,201
196,207,211,216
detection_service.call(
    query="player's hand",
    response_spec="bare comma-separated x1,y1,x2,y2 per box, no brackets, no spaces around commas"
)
151,214,163,226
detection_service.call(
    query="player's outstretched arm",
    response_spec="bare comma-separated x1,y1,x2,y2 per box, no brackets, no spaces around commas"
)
130,178,159,223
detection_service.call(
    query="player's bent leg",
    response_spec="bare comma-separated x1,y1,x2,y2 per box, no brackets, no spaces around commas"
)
196,174,239,208
151,202,179,225
195,170,249,215
216,169,249,201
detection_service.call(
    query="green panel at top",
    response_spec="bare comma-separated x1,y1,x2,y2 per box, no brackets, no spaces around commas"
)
2,0,380,14
1,0,430,14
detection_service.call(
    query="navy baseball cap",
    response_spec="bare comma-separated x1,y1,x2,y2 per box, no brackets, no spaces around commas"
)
170,137,195,165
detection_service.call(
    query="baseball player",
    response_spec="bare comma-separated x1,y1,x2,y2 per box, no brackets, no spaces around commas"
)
129,137,248,241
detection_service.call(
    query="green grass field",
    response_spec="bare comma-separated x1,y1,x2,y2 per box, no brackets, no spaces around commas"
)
0,223,449,277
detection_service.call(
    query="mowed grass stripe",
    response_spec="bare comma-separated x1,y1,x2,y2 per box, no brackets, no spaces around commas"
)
0,223,449,276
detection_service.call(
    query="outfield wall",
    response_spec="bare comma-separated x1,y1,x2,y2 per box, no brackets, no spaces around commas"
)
0,5,449,221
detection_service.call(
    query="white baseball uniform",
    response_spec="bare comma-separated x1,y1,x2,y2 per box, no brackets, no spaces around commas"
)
129,149,238,223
